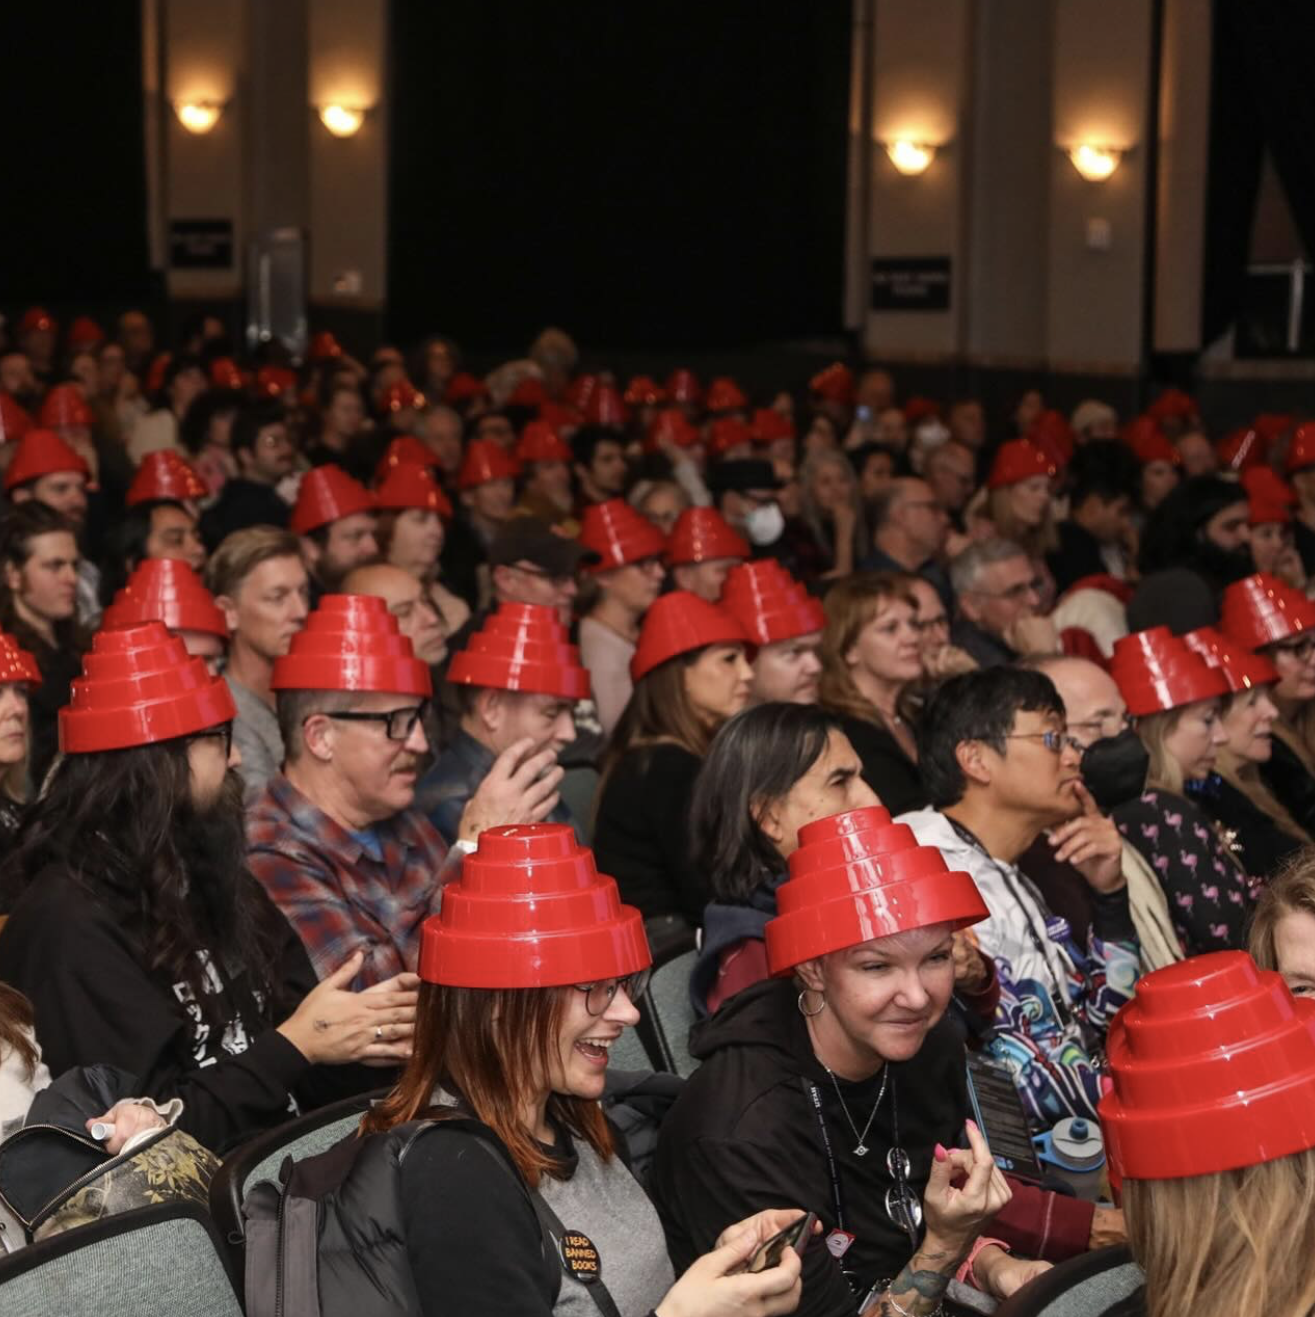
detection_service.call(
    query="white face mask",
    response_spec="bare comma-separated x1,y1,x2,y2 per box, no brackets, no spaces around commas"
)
744,501,785,546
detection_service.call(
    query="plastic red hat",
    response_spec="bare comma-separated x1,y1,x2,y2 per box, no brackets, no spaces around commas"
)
102,558,229,639
0,393,35,444
1100,951,1315,1181
381,380,425,414
809,363,855,404
448,601,591,701
765,806,988,975
457,439,520,490
565,374,598,413
255,365,296,400
539,400,583,431
1252,412,1294,443
67,316,105,351
516,419,573,464
145,353,172,396
623,375,666,407
39,383,94,430
506,377,549,409
644,408,699,453
374,462,453,518
309,331,343,362
1285,422,1315,474
19,307,55,335
1145,387,1197,422
665,368,703,406
125,449,208,507
722,559,825,646
1109,626,1229,716
0,629,41,687
445,372,489,405
1219,573,1315,651
1028,410,1076,466
706,377,748,414
3,429,90,491
290,464,376,534
1183,626,1278,693
666,507,749,566
584,383,628,428
749,408,796,445
987,438,1057,489
59,621,235,754
1218,427,1265,473
270,593,432,696
577,498,667,572
904,396,942,425
209,357,245,391
374,435,435,479
630,590,747,682
417,823,649,988
1125,418,1180,467
1242,466,1296,525
708,417,753,457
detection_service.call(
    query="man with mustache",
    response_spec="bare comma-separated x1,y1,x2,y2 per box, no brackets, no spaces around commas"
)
247,594,559,989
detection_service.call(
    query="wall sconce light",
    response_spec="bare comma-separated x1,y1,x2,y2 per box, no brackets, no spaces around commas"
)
318,104,366,138
175,100,224,134
1068,144,1122,182
884,140,936,176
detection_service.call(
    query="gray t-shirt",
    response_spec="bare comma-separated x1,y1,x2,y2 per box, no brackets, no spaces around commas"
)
225,675,284,801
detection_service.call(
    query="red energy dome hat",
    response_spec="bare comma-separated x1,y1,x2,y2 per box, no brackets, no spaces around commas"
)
765,806,988,975
125,450,207,507
102,558,229,640
256,365,296,400
708,417,753,458
381,380,425,414
375,435,434,478
59,622,236,754
67,317,105,351
445,372,489,406
706,377,748,414
270,594,432,697
209,357,245,390
1219,572,1315,652
516,420,573,464
19,307,55,335
457,439,520,490
1285,422,1315,475
0,629,41,686
1109,627,1229,717
3,429,89,491
1183,626,1278,693
987,439,1057,489
39,383,94,430
809,362,855,405
749,408,796,446
291,464,376,535
374,462,453,519
665,368,703,406
0,393,35,444
722,559,824,646
623,375,666,408
1145,387,1197,422
578,498,667,572
644,409,699,454
309,331,343,362
584,383,628,428
1100,951,1315,1181
630,590,747,682
506,377,549,409
665,507,749,566
447,601,590,701
418,823,650,988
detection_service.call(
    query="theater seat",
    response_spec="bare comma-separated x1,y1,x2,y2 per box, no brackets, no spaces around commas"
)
0,1201,242,1317
635,947,700,1077
993,1244,1142,1316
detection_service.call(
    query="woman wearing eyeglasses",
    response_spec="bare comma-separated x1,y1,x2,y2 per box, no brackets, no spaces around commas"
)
359,823,806,1317
653,806,1052,1316
1110,628,1259,956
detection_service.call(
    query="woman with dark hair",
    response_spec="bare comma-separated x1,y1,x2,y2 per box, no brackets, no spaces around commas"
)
0,622,416,1152
0,628,39,849
689,704,879,1016
178,387,243,497
354,823,804,1317
97,498,206,606
593,591,752,954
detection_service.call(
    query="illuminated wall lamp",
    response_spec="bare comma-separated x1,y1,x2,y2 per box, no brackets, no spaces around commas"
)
884,140,936,176
1068,144,1122,182
175,100,224,134
318,104,366,138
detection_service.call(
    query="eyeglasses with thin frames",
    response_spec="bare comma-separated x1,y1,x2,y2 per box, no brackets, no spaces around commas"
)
573,969,652,1016
189,722,234,758
1005,730,1084,754
314,702,430,742
972,578,1043,602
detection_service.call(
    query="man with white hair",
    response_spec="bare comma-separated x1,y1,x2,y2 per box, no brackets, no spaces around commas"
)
949,537,1059,667
1070,400,1120,444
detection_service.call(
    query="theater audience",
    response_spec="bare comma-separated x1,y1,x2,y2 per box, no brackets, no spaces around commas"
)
722,559,825,705
665,507,748,603
291,465,379,600
199,404,296,547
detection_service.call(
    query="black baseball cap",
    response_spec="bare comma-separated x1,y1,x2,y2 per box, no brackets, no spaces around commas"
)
489,516,600,573
706,458,785,496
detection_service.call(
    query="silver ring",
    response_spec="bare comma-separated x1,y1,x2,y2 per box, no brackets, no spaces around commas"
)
374,1025,383,1041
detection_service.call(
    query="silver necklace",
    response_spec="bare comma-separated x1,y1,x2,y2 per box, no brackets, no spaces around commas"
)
822,1062,888,1157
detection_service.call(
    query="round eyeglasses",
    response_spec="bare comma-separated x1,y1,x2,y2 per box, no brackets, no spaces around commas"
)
573,969,652,1016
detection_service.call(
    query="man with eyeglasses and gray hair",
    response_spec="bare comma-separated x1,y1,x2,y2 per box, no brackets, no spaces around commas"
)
247,594,558,989
949,537,1060,668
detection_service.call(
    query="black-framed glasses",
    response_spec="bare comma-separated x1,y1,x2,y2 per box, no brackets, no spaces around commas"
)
189,721,234,758
511,561,576,589
573,969,652,1016
1272,635,1315,661
316,702,430,742
1006,730,1083,754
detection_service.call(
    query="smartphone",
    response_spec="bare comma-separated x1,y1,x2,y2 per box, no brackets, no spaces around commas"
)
743,1211,817,1274
855,405,873,425
964,1053,1045,1182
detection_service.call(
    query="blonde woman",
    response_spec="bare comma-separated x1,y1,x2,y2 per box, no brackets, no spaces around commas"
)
1110,628,1257,956
797,449,866,580
1249,851,1315,997
969,440,1059,609
818,573,927,815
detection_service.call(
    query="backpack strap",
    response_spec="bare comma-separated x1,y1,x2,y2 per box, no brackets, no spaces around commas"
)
525,1180,624,1317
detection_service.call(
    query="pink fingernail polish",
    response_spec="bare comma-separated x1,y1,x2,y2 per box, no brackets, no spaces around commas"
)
967,1118,979,1133
934,1143,948,1162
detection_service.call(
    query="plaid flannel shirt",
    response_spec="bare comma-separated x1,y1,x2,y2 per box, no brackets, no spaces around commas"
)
247,774,456,989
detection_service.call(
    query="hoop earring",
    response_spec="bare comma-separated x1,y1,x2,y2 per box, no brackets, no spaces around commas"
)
797,989,826,1018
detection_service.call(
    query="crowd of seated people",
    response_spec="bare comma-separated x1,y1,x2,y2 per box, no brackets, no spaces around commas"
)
2,307,1315,1315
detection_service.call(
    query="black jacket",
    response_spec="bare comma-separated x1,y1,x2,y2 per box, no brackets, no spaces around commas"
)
650,978,969,1315
1047,521,1108,595
199,477,290,550
1259,733,1315,840
830,712,928,817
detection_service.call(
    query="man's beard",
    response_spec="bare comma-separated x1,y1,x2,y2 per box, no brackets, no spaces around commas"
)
175,770,250,957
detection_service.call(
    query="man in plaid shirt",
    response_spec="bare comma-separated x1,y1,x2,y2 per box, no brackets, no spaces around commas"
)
247,594,564,989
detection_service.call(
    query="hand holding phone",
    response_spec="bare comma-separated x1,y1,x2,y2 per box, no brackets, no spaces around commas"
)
743,1211,817,1274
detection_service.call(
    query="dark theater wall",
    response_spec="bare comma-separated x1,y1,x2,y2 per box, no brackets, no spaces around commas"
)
0,3,152,307
386,1,851,355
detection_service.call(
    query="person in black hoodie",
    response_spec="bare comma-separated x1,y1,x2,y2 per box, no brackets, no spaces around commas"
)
0,621,416,1153
652,805,1051,1315
198,403,296,550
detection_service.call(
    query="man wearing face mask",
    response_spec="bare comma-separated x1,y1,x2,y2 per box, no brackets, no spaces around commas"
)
1018,656,1184,971
707,459,793,568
